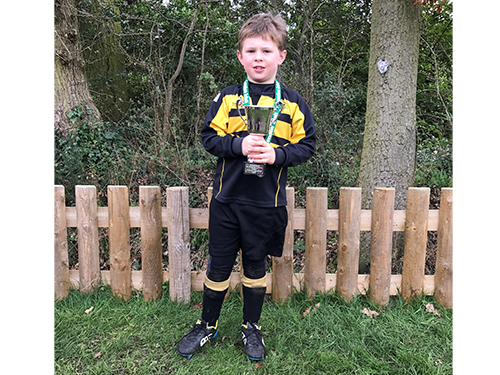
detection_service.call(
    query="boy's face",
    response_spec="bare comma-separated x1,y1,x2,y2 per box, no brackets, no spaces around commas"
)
237,36,286,84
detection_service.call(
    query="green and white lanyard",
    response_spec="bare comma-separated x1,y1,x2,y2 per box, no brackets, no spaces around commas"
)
242,78,282,143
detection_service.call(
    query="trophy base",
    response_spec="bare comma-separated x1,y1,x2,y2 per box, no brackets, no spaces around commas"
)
243,161,266,178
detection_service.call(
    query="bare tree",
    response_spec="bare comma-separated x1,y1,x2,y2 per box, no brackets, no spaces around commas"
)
162,4,201,144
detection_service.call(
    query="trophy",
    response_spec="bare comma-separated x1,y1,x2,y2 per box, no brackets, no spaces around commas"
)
236,98,283,177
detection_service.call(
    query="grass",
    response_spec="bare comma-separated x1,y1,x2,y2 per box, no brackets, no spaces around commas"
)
55,285,452,374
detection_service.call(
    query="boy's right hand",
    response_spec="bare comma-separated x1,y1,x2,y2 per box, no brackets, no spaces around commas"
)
242,134,258,157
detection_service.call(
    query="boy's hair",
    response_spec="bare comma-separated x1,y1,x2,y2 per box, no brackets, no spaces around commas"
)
238,13,287,52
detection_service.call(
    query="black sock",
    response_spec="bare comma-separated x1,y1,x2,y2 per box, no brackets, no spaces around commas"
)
242,285,266,324
201,285,227,326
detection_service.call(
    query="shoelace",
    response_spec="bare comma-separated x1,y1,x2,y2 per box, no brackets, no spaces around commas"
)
191,323,204,333
235,323,265,350
189,320,217,334
187,320,208,336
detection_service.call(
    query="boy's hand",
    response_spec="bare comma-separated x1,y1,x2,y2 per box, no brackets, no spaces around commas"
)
242,134,276,165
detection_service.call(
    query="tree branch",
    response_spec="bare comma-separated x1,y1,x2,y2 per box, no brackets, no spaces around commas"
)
162,4,202,143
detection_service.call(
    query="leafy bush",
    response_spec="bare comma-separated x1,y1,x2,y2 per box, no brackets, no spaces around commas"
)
287,82,366,208
55,117,134,206
55,101,217,207
414,137,452,188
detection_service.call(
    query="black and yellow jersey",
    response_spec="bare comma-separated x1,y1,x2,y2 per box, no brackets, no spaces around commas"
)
201,81,316,208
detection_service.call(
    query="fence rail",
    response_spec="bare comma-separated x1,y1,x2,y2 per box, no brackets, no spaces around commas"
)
54,185,453,309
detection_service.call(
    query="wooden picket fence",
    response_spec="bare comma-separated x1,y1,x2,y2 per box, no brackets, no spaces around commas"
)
54,185,453,309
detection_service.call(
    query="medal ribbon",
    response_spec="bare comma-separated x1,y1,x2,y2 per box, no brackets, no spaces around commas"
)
242,78,282,143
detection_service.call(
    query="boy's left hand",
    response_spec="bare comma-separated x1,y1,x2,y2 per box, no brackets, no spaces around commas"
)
243,134,276,165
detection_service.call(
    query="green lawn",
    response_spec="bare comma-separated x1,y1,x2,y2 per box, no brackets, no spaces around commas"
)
54,285,452,374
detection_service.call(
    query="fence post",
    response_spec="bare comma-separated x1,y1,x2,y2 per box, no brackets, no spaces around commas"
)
272,187,295,302
434,188,453,309
140,186,164,301
401,187,430,301
337,187,362,301
75,185,100,293
167,187,191,304
108,186,132,301
304,187,328,297
369,187,395,306
55,185,70,299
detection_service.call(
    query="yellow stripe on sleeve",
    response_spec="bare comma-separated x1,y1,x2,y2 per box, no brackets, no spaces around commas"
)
275,167,283,207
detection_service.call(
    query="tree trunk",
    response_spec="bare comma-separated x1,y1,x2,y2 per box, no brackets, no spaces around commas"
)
80,0,129,123
357,0,422,273
55,0,100,136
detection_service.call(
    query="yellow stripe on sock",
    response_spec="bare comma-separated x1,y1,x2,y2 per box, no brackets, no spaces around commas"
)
204,275,230,292
241,274,267,288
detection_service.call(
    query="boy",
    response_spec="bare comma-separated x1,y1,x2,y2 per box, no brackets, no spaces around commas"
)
177,13,316,361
